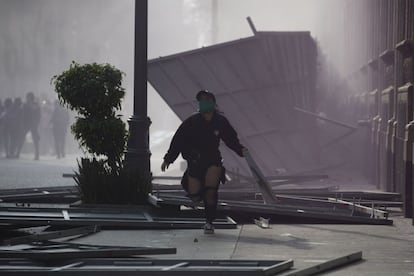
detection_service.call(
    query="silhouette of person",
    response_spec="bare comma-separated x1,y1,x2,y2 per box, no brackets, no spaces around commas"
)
9,97,24,158
161,90,247,234
22,92,41,160
0,99,3,156
0,98,14,158
50,100,70,159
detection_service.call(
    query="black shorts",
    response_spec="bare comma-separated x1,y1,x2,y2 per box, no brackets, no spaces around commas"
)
187,158,222,179
181,158,226,192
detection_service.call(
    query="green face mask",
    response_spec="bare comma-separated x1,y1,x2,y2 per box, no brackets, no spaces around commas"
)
198,100,215,113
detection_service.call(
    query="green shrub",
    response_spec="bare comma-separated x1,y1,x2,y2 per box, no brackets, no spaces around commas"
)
53,62,124,117
72,116,126,167
52,62,149,204
74,158,146,204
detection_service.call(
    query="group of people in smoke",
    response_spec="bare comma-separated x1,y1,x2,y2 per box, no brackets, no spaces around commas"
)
0,92,70,160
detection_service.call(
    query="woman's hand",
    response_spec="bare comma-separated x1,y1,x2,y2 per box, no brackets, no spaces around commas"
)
161,161,170,172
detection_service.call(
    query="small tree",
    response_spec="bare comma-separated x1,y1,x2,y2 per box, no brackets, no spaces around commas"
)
52,61,149,204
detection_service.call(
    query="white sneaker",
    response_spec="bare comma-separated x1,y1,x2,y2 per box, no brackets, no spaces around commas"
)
203,222,215,234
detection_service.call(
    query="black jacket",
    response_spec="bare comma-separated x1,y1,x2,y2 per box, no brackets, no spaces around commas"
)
164,112,244,165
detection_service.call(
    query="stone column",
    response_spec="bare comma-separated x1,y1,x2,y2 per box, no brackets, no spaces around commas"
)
396,39,414,218
379,49,396,192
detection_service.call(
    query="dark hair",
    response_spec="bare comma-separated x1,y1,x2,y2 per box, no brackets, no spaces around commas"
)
196,90,216,103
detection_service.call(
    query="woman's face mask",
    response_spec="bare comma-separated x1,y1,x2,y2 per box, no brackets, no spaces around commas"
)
198,99,215,113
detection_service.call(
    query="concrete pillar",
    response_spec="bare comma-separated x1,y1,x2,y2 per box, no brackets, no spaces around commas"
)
396,39,414,218
403,119,414,218
380,49,396,192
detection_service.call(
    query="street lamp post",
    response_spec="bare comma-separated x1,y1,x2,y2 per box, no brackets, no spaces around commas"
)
126,0,151,181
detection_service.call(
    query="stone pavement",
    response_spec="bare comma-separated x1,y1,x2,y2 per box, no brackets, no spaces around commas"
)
0,153,79,190
70,213,413,275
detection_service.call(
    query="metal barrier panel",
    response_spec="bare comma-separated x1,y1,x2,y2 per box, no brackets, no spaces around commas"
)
148,32,323,177
0,258,294,275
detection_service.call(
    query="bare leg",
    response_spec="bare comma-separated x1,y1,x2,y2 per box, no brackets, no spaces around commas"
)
187,175,203,203
204,166,222,223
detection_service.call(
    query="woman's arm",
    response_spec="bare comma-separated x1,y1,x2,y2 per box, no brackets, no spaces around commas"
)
162,118,190,166
219,116,246,157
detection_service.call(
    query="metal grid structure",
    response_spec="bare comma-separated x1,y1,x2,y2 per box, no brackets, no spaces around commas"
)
148,31,319,176
284,251,362,276
0,258,293,275
151,194,393,225
0,205,237,229
0,186,79,203
0,241,176,260
0,252,362,275
1,225,100,246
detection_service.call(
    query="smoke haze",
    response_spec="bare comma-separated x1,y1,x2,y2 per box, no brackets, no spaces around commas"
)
0,0,348,173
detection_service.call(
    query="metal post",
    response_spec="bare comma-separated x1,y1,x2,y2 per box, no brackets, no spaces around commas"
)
126,0,151,180
246,16,257,35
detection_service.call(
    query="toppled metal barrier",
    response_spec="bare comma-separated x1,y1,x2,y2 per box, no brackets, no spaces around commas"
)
0,204,237,230
150,194,392,225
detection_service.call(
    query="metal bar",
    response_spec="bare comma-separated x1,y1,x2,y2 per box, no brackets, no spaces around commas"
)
246,16,257,35
0,186,78,202
51,262,84,272
0,186,77,195
226,170,328,182
153,182,337,193
157,194,393,225
152,176,182,180
0,243,177,260
152,186,400,201
1,225,100,246
161,262,189,271
0,258,293,275
294,107,358,130
284,251,362,276
264,259,295,275
157,191,386,211
328,198,388,219
0,217,236,229
266,175,329,181
0,206,237,229
152,184,335,195
356,200,402,208
244,151,277,204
